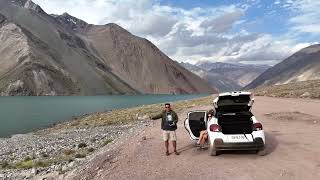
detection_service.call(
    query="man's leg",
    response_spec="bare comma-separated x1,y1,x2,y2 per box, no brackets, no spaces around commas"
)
173,141,177,151
172,141,179,155
165,140,169,155
171,131,179,155
163,131,170,155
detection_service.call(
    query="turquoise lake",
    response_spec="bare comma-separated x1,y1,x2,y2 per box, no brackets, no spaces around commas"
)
0,94,207,137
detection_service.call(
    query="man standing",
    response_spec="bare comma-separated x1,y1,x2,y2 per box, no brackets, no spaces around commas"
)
151,103,180,156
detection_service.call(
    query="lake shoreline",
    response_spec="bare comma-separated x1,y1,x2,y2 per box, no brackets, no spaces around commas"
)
0,95,213,179
0,94,208,138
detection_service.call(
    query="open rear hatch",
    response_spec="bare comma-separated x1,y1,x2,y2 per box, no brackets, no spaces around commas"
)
215,94,254,134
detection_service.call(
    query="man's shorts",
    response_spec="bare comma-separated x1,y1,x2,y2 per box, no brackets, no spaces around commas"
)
162,130,177,141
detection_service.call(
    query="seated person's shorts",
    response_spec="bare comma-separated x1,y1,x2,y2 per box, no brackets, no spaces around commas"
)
162,130,177,141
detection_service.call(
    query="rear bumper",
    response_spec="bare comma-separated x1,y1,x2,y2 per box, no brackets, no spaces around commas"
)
214,137,265,151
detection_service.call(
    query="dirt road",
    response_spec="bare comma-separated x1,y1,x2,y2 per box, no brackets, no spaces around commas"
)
69,96,320,180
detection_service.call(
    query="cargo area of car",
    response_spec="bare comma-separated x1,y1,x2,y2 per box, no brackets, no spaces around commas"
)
215,94,254,135
216,111,253,134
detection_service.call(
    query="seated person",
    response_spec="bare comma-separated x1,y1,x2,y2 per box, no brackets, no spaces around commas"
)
197,110,214,148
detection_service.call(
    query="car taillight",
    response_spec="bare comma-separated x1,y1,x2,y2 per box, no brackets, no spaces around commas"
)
253,123,263,131
210,124,221,132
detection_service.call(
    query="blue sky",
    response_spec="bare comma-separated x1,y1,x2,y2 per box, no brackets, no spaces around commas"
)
159,0,308,39
160,0,219,9
33,0,319,65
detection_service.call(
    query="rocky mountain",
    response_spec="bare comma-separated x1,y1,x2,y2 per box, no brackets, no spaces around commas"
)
83,23,218,94
181,61,269,92
198,61,269,87
181,62,241,92
196,61,241,71
0,0,217,95
245,44,320,89
196,61,269,72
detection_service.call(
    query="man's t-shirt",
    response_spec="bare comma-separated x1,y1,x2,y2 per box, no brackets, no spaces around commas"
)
163,111,178,131
152,110,178,131
166,112,174,126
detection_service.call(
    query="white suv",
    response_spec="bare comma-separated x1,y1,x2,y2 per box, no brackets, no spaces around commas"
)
184,92,265,156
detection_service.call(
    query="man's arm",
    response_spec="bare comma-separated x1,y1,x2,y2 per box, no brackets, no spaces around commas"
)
173,111,178,123
150,112,163,120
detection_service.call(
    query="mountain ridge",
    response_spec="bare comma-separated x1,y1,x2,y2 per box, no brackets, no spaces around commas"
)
180,62,242,92
245,44,320,89
0,0,217,95
181,61,269,91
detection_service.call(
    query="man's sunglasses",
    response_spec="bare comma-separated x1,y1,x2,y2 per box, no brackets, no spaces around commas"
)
165,106,170,108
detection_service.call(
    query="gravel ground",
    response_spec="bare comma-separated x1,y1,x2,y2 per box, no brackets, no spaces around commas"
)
63,96,320,180
0,120,150,180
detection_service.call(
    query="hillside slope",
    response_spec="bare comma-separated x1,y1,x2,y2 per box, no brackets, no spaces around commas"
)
0,0,138,95
83,24,217,94
245,44,320,89
252,80,320,99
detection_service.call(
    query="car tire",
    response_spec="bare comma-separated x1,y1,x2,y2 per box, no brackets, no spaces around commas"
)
209,144,218,156
257,147,267,156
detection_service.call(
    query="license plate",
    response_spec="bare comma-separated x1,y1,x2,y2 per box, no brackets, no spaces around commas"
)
228,135,253,142
231,135,246,140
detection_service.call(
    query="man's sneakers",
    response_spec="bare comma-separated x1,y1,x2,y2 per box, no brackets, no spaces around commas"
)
165,151,180,156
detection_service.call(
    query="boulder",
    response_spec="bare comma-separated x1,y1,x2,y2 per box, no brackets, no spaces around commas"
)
300,92,311,98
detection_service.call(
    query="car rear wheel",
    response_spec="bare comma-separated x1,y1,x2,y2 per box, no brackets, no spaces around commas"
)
257,147,267,156
209,144,219,156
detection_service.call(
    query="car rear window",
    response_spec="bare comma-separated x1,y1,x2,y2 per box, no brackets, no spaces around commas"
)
218,95,250,106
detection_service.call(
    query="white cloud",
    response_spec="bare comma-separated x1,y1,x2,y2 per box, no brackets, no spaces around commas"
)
33,0,314,65
200,10,245,34
286,0,320,34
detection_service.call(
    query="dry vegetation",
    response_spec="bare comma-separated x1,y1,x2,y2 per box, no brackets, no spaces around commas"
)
252,80,320,99
38,95,214,134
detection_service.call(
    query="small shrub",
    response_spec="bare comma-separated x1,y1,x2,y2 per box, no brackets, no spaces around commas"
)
0,161,10,169
24,156,32,162
103,139,113,146
78,143,87,148
60,156,74,163
34,161,50,168
14,159,57,169
41,153,49,158
63,149,76,156
87,148,95,153
74,153,86,159
70,121,80,126
15,160,33,169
